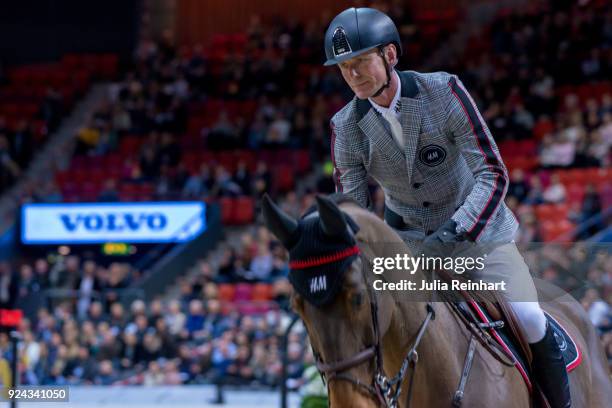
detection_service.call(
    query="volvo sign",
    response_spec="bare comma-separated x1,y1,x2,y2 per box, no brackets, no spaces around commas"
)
22,202,206,244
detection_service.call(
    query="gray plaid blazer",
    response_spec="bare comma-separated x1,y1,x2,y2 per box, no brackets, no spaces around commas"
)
331,70,518,243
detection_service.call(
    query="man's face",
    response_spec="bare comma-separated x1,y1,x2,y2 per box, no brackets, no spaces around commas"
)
337,48,390,99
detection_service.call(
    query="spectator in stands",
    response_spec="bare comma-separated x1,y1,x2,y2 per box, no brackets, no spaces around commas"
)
87,302,105,326
182,163,210,199
252,161,271,197
75,260,100,319
524,175,544,205
233,161,251,195
0,262,18,308
250,243,274,282
103,263,130,307
0,135,21,192
543,174,567,203
265,111,291,147
247,112,268,149
158,132,181,167
34,258,49,289
588,130,610,166
208,111,239,150
185,299,205,339
18,264,40,298
40,87,63,131
508,169,530,203
94,123,118,156
516,210,542,244
582,288,610,331
11,120,33,168
97,330,122,362
94,360,117,385
210,165,242,197
211,331,237,378
68,346,97,384
75,119,100,155
97,179,120,202
49,255,80,289
109,303,126,330
148,299,165,327
119,330,139,370
216,248,238,283
139,144,160,181
140,329,163,363
577,183,605,239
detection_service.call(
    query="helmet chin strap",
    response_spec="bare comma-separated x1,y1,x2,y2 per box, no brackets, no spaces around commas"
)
370,47,392,98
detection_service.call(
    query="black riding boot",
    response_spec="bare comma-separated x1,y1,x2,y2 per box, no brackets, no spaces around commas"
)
530,323,571,408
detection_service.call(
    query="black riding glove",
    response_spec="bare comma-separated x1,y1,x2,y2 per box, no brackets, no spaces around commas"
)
420,219,466,263
423,219,464,244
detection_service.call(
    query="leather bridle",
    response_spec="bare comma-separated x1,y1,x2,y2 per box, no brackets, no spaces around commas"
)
309,255,436,408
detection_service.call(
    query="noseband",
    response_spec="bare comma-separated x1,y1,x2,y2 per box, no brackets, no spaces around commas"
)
310,255,436,408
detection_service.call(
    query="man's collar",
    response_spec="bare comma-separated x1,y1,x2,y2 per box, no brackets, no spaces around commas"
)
356,70,419,119
368,71,401,115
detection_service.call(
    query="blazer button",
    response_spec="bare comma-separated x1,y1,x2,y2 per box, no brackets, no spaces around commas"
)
422,201,430,207
413,182,422,189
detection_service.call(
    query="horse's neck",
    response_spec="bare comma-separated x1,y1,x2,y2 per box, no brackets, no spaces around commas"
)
382,290,467,404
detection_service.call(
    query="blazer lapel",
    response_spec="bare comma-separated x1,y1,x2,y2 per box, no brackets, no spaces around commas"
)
397,71,422,184
356,99,406,166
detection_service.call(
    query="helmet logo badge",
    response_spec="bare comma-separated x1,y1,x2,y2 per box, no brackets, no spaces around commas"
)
332,27,352,57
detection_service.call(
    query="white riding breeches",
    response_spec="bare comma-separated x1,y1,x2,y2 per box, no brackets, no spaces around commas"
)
467,242,548,343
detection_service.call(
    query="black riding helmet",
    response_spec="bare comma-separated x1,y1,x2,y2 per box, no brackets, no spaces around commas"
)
324,7,402,97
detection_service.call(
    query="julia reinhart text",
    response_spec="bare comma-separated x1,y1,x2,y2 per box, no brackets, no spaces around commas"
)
373,279,507,292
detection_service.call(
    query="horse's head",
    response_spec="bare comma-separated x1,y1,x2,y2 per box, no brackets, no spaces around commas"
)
263,194,393,407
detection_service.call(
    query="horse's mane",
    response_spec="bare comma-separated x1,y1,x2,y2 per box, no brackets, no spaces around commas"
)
302,193,405,247
301,193,364,218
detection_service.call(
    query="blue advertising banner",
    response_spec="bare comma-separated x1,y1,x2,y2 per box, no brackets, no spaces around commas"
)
21,202,206,244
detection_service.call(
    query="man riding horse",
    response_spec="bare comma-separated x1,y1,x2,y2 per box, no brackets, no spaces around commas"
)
323,7,570,407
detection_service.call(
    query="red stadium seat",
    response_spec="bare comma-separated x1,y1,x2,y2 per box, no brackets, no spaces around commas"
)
234,283,253,302
273,165,294,192
237,302,259,315
532,117,554,140
565,184,585,206
252,283,273,301
234,197,254,224
540,220,574,242
534,204,569,222
220,197,235,225
293,150,311,174
218,284,236,302
119,136,142,156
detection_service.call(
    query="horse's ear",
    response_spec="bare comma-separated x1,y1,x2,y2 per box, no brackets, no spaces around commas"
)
262,193,298,248
316,195,347,237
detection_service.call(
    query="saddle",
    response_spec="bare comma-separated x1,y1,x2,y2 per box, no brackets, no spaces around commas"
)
435,267,533,365
435,267,582,407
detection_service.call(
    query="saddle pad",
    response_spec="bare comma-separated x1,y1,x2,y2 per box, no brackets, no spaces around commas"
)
467,302,583,392
545,311,582,372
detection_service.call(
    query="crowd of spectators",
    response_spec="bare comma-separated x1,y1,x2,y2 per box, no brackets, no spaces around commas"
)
0,297,307,387
26,0,420,204
0,93,64,195
453,0,611,166
3,225,303,386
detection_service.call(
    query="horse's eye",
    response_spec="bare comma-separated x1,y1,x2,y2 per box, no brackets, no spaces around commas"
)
352,293,363,307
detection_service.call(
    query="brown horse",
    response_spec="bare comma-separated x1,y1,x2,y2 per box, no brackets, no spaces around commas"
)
263,194,611,408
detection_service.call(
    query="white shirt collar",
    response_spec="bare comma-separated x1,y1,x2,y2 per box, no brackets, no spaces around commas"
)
368,71,401,118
